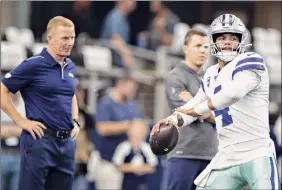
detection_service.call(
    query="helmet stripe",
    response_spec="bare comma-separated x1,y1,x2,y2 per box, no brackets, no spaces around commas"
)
222,14,226,26
229,14,233,25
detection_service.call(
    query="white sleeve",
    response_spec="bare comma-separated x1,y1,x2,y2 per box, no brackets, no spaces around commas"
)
141,143,158,167
179,87,208,110
112,141,131,165
211,70,261,110
167,87,208,127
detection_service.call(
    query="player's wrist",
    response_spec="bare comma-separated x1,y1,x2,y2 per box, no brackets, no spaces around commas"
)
73,119,81,128
14,117,25,126
125,120,132,129
167,113,184,127
166,115,178,126
194,101,211,115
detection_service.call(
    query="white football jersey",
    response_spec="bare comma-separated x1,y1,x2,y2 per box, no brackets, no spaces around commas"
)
201,52,270,149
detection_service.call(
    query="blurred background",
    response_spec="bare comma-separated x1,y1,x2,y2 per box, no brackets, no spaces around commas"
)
1,1,281,190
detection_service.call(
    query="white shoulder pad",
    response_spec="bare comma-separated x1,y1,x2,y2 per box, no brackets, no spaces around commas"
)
201,64,219,92
203,64,219,79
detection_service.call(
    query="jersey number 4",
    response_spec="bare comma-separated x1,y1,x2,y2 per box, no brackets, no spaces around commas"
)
214,85,233,127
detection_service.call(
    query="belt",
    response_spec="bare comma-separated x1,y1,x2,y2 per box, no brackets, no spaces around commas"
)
44,128,72,139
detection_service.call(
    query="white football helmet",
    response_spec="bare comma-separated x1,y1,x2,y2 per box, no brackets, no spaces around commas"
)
208,14,250,62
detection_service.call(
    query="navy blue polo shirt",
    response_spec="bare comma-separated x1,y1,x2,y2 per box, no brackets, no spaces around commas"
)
1,48,76,130
95,95,143,162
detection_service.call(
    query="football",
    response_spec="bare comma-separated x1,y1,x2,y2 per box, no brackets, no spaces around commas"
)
150,122,179,156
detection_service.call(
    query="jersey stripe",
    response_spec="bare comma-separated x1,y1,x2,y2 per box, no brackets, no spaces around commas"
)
214,85,222,94
25,56,44,61
232,64,265,79
270,157,276,190
229,14,233,25
200,80,205,92
236,57,264,67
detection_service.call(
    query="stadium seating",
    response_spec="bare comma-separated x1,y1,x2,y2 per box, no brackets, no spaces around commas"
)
1,41,27,71
81,45,112,72
252,27,281,85
1,25,281,118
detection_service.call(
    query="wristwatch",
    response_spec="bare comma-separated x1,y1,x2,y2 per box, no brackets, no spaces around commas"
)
73,119,81,128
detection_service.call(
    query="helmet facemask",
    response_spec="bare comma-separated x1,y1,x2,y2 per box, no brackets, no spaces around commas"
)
209,32,248,62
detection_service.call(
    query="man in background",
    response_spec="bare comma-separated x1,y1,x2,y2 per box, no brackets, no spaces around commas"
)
1,92,24,190
100,1,136,68
65,1,99,39
94,76,143,189
72,84,95,190
113,120,158,190
163,29,218,190
139,1,179,50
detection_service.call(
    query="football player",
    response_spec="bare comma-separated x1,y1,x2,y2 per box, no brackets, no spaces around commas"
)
151,14,280,189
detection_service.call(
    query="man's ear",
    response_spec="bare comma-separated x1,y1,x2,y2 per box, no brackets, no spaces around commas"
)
183,45,188,55
47,33,52,43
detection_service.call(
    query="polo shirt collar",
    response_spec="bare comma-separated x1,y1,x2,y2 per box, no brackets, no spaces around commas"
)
41,48,67,67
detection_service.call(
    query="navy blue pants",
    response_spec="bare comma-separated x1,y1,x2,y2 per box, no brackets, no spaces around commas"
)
164,157,210,190
122,174,147,190
18,130,76,190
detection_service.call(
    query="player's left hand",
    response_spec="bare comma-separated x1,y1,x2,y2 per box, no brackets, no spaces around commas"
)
175,108,201,117
71,124,80,140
